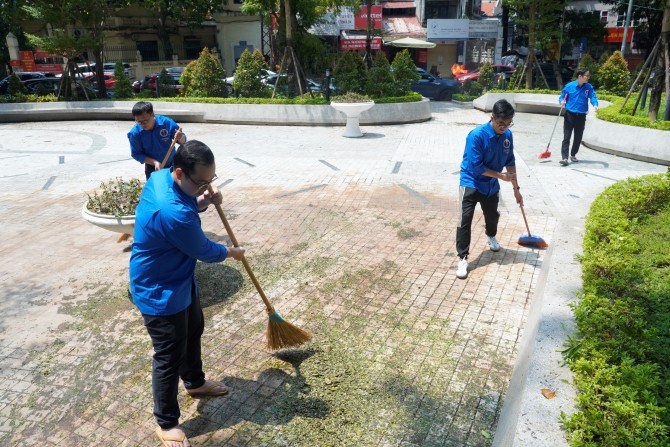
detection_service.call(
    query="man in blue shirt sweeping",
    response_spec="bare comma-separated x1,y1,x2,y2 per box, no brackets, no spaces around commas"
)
128,101,187,179
456,99,523,279
130,140,245,447
558,68,599,166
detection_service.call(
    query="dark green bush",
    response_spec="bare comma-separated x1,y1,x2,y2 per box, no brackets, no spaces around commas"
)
577,54,600,88
563,170,670,446
157,68,177,98
599,51,630,97
366,51,396,98
390,49,419,95
112,60,133,99
477,61,494,91
333,51,367,94
232,49,270,98
8,73,26,96
181,47,228,98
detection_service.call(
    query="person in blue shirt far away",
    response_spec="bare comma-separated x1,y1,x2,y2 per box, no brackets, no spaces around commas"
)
558,67,599,166
128,101,187,179
130,140,245,447
456,99,523,279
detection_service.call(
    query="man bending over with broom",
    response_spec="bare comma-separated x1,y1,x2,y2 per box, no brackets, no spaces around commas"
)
456,99,523,279
129,140,245,447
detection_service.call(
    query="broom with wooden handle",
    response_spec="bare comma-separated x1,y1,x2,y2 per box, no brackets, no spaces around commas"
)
208,186,312,350
117,130,182,243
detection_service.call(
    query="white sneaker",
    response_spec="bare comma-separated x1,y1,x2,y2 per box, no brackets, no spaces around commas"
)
487,236,500,252
456,257,468,279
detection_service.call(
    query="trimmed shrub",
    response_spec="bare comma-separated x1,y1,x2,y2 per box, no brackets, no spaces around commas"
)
390,49,419,95
157,68,177,98
112,60,133,99
181,47,228,98
477,61,494,91
599,51,630,97
232,49,270,98
366,51,396,98
333,51,367,94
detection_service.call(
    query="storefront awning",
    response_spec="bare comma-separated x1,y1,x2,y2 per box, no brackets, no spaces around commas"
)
384,37,436,48
381,2,415,9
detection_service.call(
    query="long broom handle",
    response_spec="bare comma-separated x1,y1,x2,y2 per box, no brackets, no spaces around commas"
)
545,101,564,151
519,204,532,237
158,130,182,169
208,188,275,314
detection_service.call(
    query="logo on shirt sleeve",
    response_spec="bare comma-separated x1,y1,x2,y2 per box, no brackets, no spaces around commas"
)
503,138,511,154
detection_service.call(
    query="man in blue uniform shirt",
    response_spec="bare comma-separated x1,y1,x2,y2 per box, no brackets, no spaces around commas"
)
128,101,187,179
130,140,245,447
456,99,523,279
558,68,599,166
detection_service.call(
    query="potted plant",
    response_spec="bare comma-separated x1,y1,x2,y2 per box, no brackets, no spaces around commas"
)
330,92,375,138
81,177,143,234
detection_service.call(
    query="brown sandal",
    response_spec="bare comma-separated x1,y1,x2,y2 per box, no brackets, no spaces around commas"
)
186,380,229,398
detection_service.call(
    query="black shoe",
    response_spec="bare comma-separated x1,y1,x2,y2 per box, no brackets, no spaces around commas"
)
559,159,568,166
570,156,579,162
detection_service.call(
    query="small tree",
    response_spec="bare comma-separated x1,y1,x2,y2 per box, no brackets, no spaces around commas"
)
598,51,630,96
366,51,396,98
478,62,494,91
8,73,26,96
232,49,270,98
577,54,600,88
391,50,419,95
113,60,133,99
181,47,228,98
157,68,177,97
333,51,367,94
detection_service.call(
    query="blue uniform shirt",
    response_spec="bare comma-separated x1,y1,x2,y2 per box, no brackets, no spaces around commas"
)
559,80,598,114
129,169,228,316
460,122,515,197
127,114,183,165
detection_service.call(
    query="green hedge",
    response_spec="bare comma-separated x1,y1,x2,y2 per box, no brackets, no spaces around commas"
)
563,171,670,446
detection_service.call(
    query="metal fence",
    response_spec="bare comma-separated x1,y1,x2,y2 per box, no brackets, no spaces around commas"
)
103,43,218,63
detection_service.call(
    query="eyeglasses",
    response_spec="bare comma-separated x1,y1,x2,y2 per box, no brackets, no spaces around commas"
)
135,117,153,125
184,171,218,191
493,120,514,129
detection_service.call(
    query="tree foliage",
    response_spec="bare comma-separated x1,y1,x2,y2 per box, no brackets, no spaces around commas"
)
232,49,270,98
181,47,228,98
112,60,133,98
390,49,419,95
599,51,630,96
365,51,395,97
333,51,367,94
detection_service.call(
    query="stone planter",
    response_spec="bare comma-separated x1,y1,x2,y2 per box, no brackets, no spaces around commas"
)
330,101,375,137
81,203,135,234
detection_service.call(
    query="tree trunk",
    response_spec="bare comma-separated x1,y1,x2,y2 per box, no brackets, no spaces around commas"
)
157,9,173,61
365,0,373,68
648,0,670,121
525,1,537,89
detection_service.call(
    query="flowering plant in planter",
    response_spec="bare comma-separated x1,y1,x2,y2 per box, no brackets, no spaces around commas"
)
85,177,144,217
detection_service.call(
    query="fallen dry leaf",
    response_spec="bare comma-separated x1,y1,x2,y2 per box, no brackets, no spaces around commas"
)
541,388,556,399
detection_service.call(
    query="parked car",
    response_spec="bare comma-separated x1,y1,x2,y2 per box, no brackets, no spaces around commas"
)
76,62,134,80
132,72,184,94
0,71,51,94
411,68,460,101
22,77,100,98
84,72,115,89
456,64,515,84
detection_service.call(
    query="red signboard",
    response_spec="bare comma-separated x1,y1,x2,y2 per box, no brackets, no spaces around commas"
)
354,5,383,30
339,37,383,51
604,27,634,44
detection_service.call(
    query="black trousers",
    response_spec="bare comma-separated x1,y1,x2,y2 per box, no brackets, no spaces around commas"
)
456,186,500,259
142,289,206,429
561,111,587,160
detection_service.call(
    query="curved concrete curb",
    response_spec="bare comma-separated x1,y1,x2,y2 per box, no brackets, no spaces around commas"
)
0,98,432,126
583,116,670,166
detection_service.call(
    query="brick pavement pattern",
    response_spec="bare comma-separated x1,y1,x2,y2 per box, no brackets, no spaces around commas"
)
0,103,664,446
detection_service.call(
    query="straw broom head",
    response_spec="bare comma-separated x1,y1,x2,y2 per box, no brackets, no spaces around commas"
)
266,309,312,350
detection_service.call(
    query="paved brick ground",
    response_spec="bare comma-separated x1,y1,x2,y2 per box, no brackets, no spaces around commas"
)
0,103,664,446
